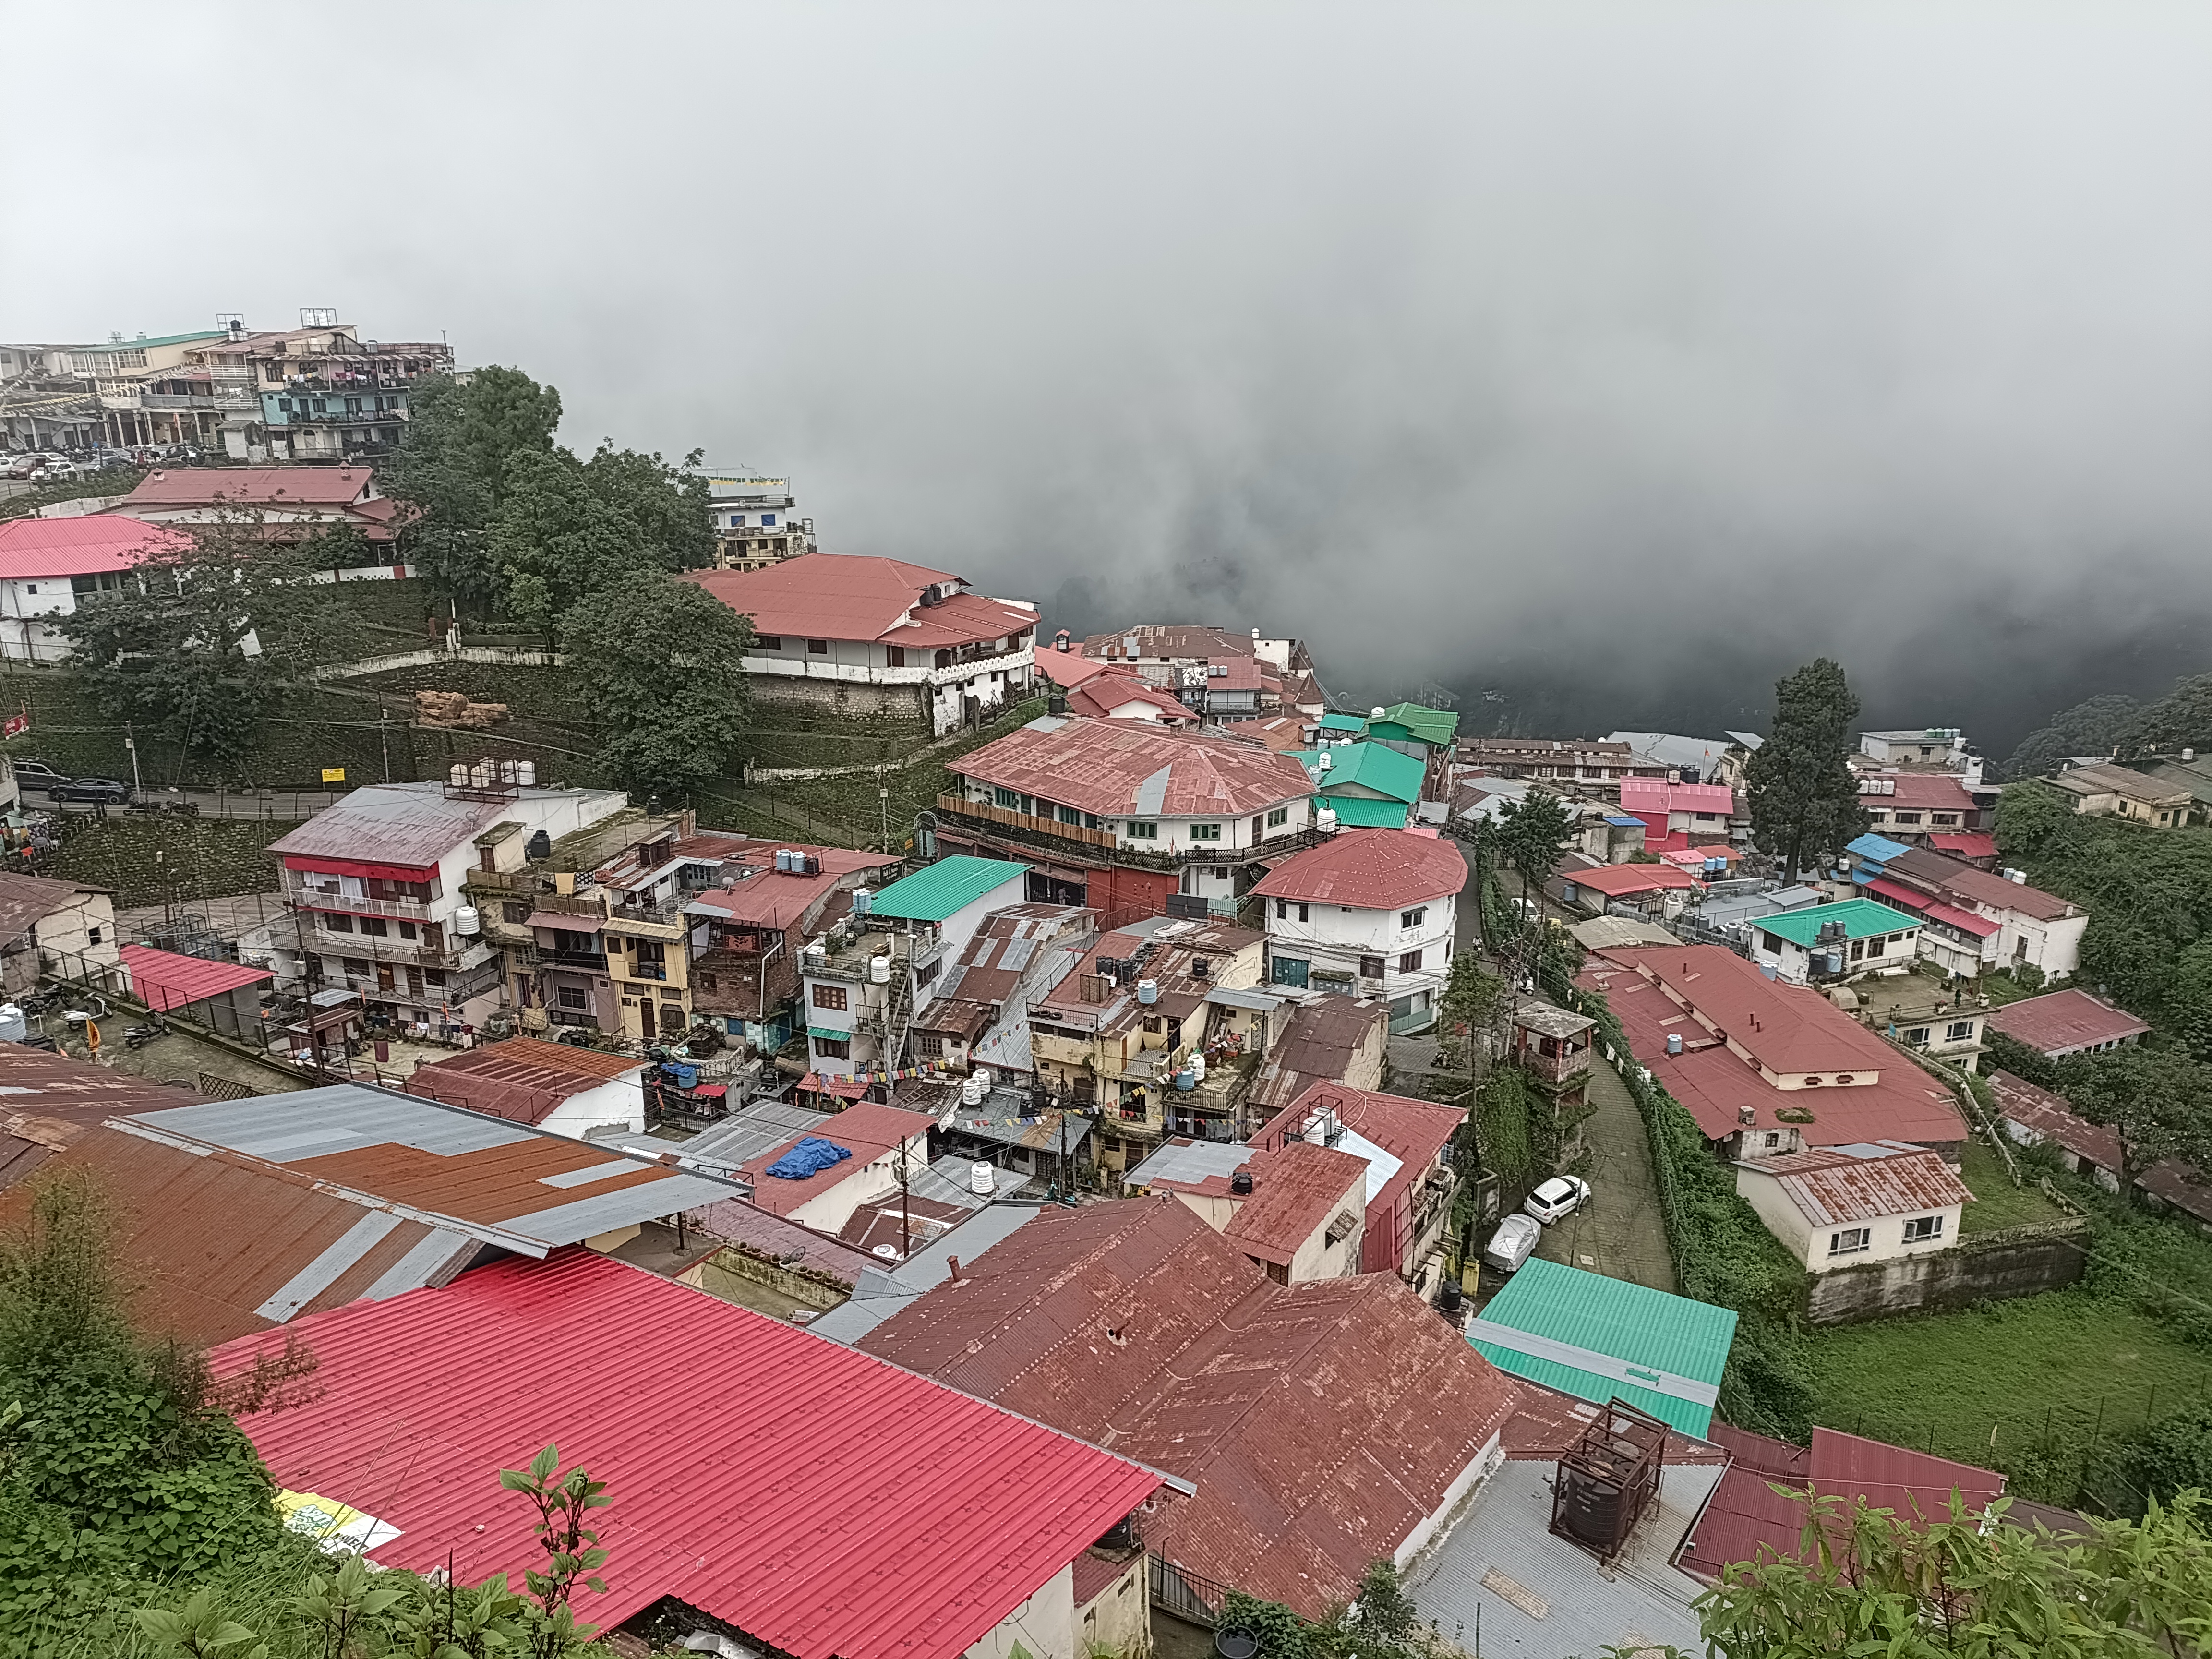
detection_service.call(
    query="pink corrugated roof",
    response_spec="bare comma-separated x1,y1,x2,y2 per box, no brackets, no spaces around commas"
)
1922,901,2000,939
0,513,190,578
1619,778,1736,814
119,943,271,1014
1251,829,1467,910
124,466,375,506
1866,876,1933,912
212,1250,1161,1659
683,554,1034,650
1987,1071,2121,1173
952,717,1312,818
1930,832,1997,859
1565,862,1700,896
1986,988,2151,1057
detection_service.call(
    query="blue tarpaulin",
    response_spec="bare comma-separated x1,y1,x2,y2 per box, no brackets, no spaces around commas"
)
765,1136,853,1180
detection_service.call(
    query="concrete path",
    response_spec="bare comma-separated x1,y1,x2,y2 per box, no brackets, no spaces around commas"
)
1532,1058,1678,1293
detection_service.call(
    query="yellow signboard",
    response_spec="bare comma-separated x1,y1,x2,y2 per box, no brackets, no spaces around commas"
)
321,768,346,783
275,1489,401,1551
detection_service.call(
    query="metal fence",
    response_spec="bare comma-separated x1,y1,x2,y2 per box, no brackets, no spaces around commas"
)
1147,1554,1231,1627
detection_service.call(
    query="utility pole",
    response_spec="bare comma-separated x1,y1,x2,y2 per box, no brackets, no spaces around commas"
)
898,1137,911,1259
124,723,142,796
380,707,391,784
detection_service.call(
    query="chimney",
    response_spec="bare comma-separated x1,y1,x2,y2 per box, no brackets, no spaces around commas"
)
946,1256,960,1282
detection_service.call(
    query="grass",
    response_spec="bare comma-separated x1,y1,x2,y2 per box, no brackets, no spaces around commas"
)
1805,1289,2212,1478
1977,973,2045,1010
1957,1139,2074,1235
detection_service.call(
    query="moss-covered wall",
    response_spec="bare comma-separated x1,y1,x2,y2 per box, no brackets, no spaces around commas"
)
37,811,301,908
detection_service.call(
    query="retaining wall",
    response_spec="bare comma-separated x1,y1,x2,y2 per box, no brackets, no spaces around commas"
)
1804,1224,2089,1326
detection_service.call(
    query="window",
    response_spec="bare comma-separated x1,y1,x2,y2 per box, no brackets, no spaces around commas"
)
556,986,589,1010
813,1034,851,1060
342,957,371,977
812,983,848,1011
397,920,418,940
358,917,388,938
762,513,776,526
1056,804,1083,825
88,926,102,946
605,935,624,953
1359,954,1385,979
1759,930,1783,954
1905,1026,1929,1046
1126,821,1158,840
425,969,446,988
1400,906,1427,929
1828,1227,1872,1256
995,786,1023,811
322,912,354,933
729,514,745,527
1893,811,1923,826
886,646,904,669
806,639,830,655
1764,1131,1780,1149
918,1033,945,1057
1266,806,1289,828
756,635,781,651
1932,813,1959,826
1850,939,1865,961
1398,949,1424,973
1946,1020,1976,1042
1190,823,1222,841
1272,899,1309,923
915,957,940,988
1902,1215,1944,1243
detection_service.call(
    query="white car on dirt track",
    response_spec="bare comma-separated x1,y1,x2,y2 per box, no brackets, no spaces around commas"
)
1525,1175,1592,1225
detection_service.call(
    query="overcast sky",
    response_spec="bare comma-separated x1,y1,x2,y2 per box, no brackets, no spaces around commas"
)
8,3,2212,751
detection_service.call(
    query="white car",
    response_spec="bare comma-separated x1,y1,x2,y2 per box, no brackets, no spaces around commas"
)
1482,1213,1543,1275
1525,1175,1592,1225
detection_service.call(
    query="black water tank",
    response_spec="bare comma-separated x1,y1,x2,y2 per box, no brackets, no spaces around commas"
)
1230,1169,1253,1195
525,830,552,861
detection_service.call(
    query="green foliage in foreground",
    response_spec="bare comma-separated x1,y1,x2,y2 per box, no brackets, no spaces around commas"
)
1697,1489,2212,1659
1217,1561,1442,1659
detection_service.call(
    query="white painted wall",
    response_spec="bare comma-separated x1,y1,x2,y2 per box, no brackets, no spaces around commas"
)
1264,891,1456,1008
538,1073,647,1139
964,1562,1076,1659
1735,1165,1964,1272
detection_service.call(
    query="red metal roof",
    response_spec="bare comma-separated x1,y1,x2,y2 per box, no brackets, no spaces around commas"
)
739,1101,937,1215
1577,948,1967,1148
1032,648,1117,689
212,1250,1161,1659
0,513,191,578
951,717,1313,819
1986,1071,2121,1173
0,1041,201,1192
1208,1140,1368,1266
405,1038,640,1126
1738,1141,1972,1225
1067,673,1198,724
683,554,1034,651
1985,988,2151,1057
1860,772,1978,812
1250,828,1467,911
1618,778,1736,815
123,465,376,507
1921,901,2000,939
1249,1081,1464,1274
119,943,272,1013
1930,832,1997,859
1866,876,1932,912
1885,848,2075,923
1564,862,1700,897
856,1198,1518,1620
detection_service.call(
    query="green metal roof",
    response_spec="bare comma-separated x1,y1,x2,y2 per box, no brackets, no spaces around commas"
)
1312,741,1425,803
1755,897,1919,948
867,855,1029,921
1318,712,1366,733
1369,702,1460,746
1318,796,1410,829
72,330,228,354
806,1026,851,1043
1467,1258,1738,1437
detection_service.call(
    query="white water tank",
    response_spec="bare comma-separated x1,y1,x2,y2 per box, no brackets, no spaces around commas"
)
0,1005,24,1044
852,889,873,915
805,942,828,969
1317,807,1339,834
961,1073,987,1106
448,763,469,787
973,1067,992,1092
1136,978,1158,1005
869,953,891,985
517,760,537,787
1315,752,1332,773
969,1161,996,1196
498,758,518,784
452,904,481,937
1188,1051,1206,1082
1370,706,1386,719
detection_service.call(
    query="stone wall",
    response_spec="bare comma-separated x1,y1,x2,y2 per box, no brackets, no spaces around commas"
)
1804,1223,2089,1326
749,673,932,730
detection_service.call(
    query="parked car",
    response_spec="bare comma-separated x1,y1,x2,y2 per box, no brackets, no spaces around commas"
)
9,760,68,793
50,776,131,804
1525,1175,1593,1225
1481,1213,1543,1275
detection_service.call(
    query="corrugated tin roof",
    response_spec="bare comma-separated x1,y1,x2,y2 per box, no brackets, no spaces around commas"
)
119,942,271,1012
1887,847,2075,922
0,1042,203,1191
0,512,190,578
404,1038,642,1126
1312,742,1425,803
1467,1258,1737,1437
1985,988,2151,1057
212,1249,1162,1659
124,1083,743,1251
1370,703,1459,744
1563,862,1700,897
266,783,542,871
868,856,1029,921
951,717,1314,819
1251,828,1466,910
0,869,108,943
857,1197,1518,1619
737,1102,936,1217
1846,832,1914,862
124,465,375,507
1987,1070,2121,1172
1318,795,1410,828
683,553,1034,650
1757,898,1919,946
1740,1140,1972,1226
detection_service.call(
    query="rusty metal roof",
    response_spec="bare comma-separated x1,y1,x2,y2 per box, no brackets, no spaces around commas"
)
1737,1140,1972,1226
0,1042,202,1190
1985,988,2152,1058
0,1122,472,1349
1251,828,1467,911
951,717,1314,819
857,1197,1519,1619
404,1038,641,1126
0,869,108,943
122,1082,743,1252
1987,1071,2122,1173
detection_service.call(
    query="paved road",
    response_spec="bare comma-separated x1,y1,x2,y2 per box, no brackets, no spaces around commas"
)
43,787,346,821
1532,1058,1678,1293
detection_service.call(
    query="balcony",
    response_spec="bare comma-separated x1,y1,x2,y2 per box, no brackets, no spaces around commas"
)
606,902,687,939
1522,1044,1593,1087
540,947,608,972
624,963,669,983
935,795,1323,867
287,887,434,923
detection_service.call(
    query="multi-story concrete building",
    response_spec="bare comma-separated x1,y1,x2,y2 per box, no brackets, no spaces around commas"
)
1250,828,1465,1034
268,778,629,1037
685,553,1038,737
706,469,817,571
172,316,454,462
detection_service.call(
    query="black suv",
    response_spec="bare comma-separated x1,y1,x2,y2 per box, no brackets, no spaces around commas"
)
50,777,131,804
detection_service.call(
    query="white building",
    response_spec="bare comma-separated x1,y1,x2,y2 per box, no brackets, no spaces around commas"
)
1868,848,2088,982
706,468,817,571
686,553,1036,737
1859,727,1984,787
1734,1140,1972,1273
1251,828,1466,1034
0,514,184,663
266,780,631,1038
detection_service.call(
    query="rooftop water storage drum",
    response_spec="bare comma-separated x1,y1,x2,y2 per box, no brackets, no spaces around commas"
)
525,829,552,860
970,1161,996,1195
961,1073,987,1106
1317,807,1339,834
517,760,537,786
852,889,873,915
452,904,481,937
448,764,469,787
869,953,891,984
0,1005,25,1044
1136,978,1158,1004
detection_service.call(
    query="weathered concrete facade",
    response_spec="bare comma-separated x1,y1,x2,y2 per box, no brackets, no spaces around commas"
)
1803,1225,2088,1325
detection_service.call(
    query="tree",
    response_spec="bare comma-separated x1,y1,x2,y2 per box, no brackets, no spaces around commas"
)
1695,1489,2212,1658
1492,791,1575,897
2123,1401,2212,1507
2003,692,2138,781
1743,658,1871,882
493,445,715,634
1993,779,2077,860
2049,1041,2212,1190
558,573,754,801
385,366,564,606
2118,671,2212,759
57,508,357,775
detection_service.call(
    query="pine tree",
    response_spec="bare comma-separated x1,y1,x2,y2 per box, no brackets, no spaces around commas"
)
1743,658,1870,882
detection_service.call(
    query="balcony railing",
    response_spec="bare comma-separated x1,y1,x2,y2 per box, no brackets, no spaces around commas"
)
540,947,608,972
287,887,435,923
935,796,1325,867
938,794,1116,849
